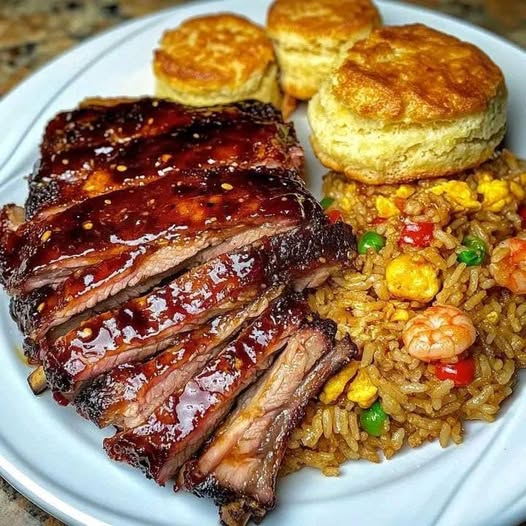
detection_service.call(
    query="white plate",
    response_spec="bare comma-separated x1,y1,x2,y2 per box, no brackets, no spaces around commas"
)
1,1,525,525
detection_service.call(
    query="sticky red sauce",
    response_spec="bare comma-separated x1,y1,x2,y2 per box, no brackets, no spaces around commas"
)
53,391,70,406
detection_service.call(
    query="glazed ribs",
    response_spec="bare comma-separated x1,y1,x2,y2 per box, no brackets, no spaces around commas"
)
0,97,358,525
27,98,302,220
180,334,357,525
74,289,283,429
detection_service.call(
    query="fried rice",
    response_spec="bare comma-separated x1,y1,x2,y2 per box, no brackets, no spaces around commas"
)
282,150,526,476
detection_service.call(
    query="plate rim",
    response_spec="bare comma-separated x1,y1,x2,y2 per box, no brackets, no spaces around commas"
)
0,1,525,525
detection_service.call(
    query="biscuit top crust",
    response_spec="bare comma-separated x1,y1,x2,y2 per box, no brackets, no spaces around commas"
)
154,13,275,91
267,0,381,41
332,24,505,122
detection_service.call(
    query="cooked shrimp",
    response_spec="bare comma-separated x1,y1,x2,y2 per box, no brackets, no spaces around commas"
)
489,237,526,295
402,305,476,362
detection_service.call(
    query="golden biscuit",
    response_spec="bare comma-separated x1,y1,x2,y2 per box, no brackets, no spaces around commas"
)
308,24,507,184
267,0,381,100
153,13,281,108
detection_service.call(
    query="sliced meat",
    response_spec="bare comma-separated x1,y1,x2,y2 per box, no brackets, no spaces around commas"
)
11,220,294,342
4,167,316,292
27,107,302,220
42,220,356,394
103,291,310,485
40,98,296,157
74,287,283,429
180,336,357,526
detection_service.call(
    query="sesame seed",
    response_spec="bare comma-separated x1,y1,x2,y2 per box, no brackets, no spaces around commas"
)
221,183,234,191
152,100,159,107
61,159,69,165
319,257,327,264
147,118,154,125
37,302,46,313
41,230,52,242
82,221,94,230
104,199,112,205
79,327,92,338
116,165,127,172
281,197,288,201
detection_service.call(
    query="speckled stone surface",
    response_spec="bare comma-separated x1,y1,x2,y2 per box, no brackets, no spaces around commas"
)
0,0,525,524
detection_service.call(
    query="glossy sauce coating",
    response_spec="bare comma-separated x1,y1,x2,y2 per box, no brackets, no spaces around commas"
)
28,115,300,219
12,214,292,339
75,291,279,429
41,98,283,155
6,168,315,290
43,247,272,393
42,220,357,392
104,292,309,484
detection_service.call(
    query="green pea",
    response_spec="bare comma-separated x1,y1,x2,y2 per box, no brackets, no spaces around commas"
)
463,235,487,255
360,400,388,437
320,197,335,210
457,235,487,266
358,231,386,255
457,249,484,266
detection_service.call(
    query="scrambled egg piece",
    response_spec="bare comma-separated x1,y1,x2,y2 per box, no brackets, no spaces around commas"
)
320,362,359,404
347,369,378,408
395,185,415,198
510,181,525,200
386,254,440,302
375,196,400,218
477,174,513,212
430,181,480,211
392,309,409,321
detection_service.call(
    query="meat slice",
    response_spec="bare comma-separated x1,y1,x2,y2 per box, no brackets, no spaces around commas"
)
3,167,316,292
74,287,282,429
41,98,293,156
27,103,302,220
11,221,293,342
180,336,357,526
104,291,310,485
42,220,356,394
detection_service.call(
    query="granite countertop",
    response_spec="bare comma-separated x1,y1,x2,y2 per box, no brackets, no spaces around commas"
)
1,0,525,525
